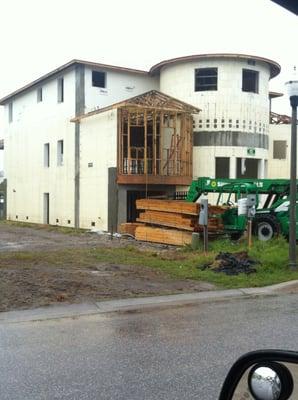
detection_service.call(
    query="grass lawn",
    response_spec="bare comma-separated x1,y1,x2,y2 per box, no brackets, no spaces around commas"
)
1,234,298,290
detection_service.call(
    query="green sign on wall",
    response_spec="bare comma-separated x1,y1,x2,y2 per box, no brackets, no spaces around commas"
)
247,148,256,156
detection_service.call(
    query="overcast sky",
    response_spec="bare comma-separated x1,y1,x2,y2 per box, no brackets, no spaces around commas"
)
0,0,297,121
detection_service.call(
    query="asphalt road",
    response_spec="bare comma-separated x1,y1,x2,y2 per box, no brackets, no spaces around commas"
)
0,294,297,400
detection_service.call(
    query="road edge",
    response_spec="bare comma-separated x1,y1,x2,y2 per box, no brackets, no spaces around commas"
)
1,280,297,323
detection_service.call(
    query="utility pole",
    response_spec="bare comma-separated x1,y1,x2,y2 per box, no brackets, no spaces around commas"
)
286,71,298,269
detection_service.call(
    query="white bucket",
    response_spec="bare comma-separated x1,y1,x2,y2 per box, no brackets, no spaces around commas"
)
238,198,248,216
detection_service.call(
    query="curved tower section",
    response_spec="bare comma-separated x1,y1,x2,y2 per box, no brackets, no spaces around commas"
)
151,54,280,179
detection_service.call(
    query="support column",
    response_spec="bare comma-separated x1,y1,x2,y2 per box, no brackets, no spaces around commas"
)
74,64,85,228
229,155,236,178
258,159,265,179
108,167,118,232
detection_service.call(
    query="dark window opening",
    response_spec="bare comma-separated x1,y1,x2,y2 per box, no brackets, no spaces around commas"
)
44,143,50,167
43,193,49,225
215,157,230,179
195,68,218,91
236,158,258,179
92,71,106,88
57,77,64,103
8,102,13,123
37,87,43,102
57,140,64,166
273,140,287,159
242,69,259,93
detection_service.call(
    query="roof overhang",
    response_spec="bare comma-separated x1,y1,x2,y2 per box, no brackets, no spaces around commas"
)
150,53,281,79
269,91,284,99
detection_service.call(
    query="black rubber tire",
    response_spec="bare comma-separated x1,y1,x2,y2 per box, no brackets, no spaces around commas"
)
230,232,243,241
253,214,279,241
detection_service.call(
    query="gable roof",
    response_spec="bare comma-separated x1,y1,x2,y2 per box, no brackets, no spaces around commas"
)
0,59,149,105
71,90,201,122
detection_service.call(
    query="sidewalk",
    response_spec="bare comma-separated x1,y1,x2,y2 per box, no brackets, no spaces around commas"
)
1,280,298,324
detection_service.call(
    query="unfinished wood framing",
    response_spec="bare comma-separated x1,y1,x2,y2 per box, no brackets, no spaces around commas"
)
116,91,197,185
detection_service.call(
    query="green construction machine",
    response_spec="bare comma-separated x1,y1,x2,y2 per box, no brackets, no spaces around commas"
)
186,177,297,241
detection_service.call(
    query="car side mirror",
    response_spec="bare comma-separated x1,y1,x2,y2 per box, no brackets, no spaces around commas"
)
219,350,298,400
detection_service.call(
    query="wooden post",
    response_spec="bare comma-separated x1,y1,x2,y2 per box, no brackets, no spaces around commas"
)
120,109,125,174
127,111,131,175
153,110,157,175
144,110,147,174
180,113,185,175
188,116,193,176
117,109,121,174
203,224,208,254
248,218,252,249
173,113,177,175
160,111,164,176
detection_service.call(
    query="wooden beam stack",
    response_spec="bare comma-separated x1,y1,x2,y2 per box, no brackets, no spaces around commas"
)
119,223,143,236
134,199,226,246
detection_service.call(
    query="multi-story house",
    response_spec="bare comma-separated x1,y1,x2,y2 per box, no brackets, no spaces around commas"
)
1,53,291,231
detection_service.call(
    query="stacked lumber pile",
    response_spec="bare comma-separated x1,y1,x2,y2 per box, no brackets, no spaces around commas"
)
119,222,143,236
134,199,226,246
136,199,199,215
135,226,192,246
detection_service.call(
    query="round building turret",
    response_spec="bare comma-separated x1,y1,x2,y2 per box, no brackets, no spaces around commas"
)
151,54,280,179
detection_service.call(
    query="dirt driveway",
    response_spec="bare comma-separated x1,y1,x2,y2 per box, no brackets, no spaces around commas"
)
0,223,215,312
0,223,125,252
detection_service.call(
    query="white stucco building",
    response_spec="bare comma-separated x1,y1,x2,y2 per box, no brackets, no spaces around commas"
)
151,54,281,181
0,54,293,230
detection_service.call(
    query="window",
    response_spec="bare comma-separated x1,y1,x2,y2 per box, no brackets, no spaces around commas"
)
92,71,106,88
273,140,287,159
44,143,50,167
242,69,259,93
215,157,230,178
37,87,43,102
8,102,13,123
57,77,64,103
195,68,218,91
57,140,64,166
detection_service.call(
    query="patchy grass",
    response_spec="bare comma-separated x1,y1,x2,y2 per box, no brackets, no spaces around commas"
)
0,220,87,235
1,236,298,289
85,237,298,288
